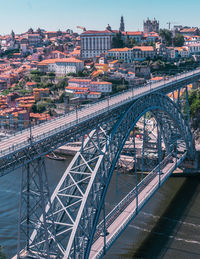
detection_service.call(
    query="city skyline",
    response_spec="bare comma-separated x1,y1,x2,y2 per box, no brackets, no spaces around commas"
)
0,0,200,34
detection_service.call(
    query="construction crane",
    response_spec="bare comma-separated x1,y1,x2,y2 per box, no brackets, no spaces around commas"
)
76,26,86,32
166,22,178,30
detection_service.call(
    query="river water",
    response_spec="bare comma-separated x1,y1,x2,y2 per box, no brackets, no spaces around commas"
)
0,157,200,259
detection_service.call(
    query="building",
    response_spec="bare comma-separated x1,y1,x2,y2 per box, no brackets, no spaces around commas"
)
80,29,117,58
107,47,132,63
119,16,125,32
133,46,155,60
143,18,159,33
180,28,200,37
89,81,112,93
33,88,49,101
175,47,190,58
68,78,92,87
185,43,200,54
37,57,84,75
107,46,155,62
24,33,42,46
123,31,143,44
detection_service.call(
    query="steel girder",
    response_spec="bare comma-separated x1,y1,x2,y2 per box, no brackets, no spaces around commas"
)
24,93,194,258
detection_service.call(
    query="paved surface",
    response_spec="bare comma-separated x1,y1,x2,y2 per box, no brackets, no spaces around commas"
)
0,69,199,158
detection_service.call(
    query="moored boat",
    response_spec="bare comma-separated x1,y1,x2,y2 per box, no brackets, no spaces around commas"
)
46,152,66,161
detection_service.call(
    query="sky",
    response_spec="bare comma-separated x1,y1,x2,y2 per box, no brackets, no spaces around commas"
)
0,0,200,35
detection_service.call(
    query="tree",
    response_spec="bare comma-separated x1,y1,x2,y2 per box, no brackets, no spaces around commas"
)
174,34,184,47
48,72,56,83
159,29,172,46
0,246,6,259
112,32,124,48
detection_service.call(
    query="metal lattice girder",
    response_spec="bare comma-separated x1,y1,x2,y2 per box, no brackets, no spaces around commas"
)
20,93,195,259
28,125,114,258
17,157,57,258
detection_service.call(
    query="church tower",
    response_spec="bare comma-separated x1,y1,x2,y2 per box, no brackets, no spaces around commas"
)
119,16,125,32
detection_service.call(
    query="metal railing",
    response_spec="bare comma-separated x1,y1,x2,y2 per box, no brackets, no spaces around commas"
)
93,153,186,258
1,68,200,158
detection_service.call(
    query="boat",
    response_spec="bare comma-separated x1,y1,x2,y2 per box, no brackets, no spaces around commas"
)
46,152,66,161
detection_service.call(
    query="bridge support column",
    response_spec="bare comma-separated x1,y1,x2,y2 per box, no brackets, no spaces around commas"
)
17,157,55,258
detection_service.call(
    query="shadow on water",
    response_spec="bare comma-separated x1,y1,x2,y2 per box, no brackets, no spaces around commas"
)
129,176,200,259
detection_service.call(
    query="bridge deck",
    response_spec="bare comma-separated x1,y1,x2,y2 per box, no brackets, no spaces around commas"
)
89,154,185,259
0,69,199,159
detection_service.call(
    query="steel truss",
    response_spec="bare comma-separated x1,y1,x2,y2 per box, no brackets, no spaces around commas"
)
17,157,56,258
18,93,194,258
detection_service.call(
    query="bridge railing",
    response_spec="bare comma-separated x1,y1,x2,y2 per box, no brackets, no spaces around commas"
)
93,153,173,243
92,153,187,258
1,68,200,158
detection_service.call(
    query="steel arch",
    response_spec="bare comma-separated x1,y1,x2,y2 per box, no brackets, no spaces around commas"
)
85,93,194,258
27,93,194,258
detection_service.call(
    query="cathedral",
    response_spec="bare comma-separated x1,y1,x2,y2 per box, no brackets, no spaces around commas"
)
143,18,159,33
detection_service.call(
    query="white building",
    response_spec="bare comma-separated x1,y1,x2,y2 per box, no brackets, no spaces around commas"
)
185,43,200,54
37,58,84,75
89,81,112,93
80,29,116,58
68,78,92,87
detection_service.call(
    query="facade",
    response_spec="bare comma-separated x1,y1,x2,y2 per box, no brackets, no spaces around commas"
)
123,31,143,44
143,18,159,33
107,47,132,62
175,47,190,58
180,28,200,37
37,58,84,75
89,81,112,93
68,78,92,87
185,43,200,54
24,34,42,46
107,46,155,62
80,29,116,58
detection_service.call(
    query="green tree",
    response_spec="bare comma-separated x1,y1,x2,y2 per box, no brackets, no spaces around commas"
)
112,32,124,48
174,34,185,47
48,72,56,83
159,29,172,46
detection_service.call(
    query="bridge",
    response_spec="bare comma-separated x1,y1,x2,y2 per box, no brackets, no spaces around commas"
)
0,68,199,258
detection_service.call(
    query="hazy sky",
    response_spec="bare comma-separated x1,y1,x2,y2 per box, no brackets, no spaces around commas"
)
0,0,200,34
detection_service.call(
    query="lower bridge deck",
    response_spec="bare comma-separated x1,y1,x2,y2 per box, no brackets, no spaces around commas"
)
89,153,186,259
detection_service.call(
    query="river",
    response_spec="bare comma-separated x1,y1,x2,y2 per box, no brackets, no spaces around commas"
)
0,157,200,259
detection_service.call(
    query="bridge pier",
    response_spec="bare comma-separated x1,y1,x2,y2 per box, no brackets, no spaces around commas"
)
17,157,55,258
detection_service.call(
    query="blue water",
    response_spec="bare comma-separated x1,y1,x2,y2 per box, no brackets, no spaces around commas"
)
0,158,200,258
